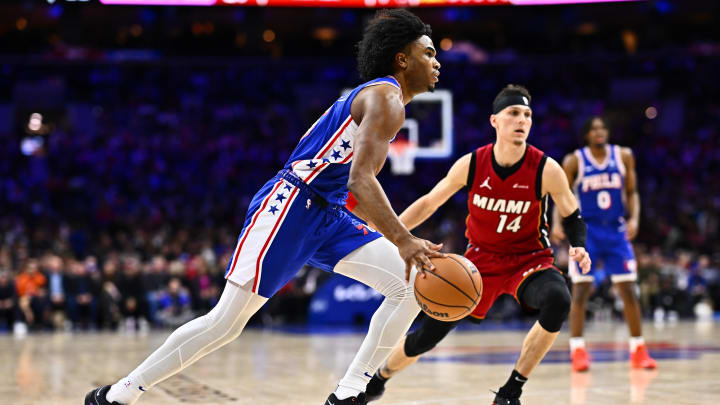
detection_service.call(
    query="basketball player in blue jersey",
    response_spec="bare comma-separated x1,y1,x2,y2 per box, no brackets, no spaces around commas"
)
85,10,442,405
551,116,656,372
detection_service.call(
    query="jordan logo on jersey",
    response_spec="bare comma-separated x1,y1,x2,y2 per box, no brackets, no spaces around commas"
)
479,176,492,190
472,194,531,214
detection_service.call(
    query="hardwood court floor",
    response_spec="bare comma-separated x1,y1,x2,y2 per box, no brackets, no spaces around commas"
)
1,320,719,405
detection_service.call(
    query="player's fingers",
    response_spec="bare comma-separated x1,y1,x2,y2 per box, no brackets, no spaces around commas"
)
413,258,427,279
418,253,435,272
427,241,444,251
580,255,591,273
404,260,413,282
425,248,445,258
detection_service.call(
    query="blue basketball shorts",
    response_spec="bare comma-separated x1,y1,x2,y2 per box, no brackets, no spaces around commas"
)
568,220,637,284
224,171,382,298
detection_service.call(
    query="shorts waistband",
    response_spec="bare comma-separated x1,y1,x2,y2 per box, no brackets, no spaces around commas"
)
278,169,335,210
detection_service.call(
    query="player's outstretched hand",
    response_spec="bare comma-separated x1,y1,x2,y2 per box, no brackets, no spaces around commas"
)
550,226,566,245
569,246,591,274
396,235,445,282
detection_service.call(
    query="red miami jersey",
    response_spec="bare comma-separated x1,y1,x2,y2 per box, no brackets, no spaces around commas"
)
465,144,551,254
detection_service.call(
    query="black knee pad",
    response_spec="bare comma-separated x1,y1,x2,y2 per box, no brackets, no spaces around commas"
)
403,316,459,357
519,270,571,333
537,279,572,333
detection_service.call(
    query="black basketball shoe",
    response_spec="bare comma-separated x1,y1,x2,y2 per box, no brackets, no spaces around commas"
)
364,374,386,402
324,392,367,405
84,385,122,405
491,391,521,405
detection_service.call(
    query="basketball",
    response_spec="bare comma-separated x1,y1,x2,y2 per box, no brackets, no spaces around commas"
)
414,254,483,321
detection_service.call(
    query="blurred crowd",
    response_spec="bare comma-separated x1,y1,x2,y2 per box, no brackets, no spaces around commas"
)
0,249,227,333
1,29,719,333
1,242,717,333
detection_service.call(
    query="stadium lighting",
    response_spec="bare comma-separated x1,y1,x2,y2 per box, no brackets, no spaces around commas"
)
97,0,642,6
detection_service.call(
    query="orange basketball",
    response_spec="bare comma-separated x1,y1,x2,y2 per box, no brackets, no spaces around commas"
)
414,253,483,321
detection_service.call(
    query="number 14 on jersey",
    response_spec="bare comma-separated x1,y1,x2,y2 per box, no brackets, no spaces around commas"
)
497,215,522,233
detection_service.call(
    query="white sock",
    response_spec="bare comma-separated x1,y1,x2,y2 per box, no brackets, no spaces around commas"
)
106,375,145,405
570,337,586,352
629,336,644,352
334,385,363,400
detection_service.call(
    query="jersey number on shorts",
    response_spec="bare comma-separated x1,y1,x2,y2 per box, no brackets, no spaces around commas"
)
597,190,612,210
496,215,522,233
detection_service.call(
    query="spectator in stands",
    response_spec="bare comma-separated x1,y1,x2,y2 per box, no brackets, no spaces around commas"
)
98,258,122,330
118,255,148,331
43,254,68,330
144,255,169,324
156,277,193,328
15,259,48,330
189,256,218,313
687,256,711,316
66,259,96,330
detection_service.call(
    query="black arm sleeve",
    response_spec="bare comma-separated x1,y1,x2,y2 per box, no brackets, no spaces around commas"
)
562,209,587,248
465,150,476,191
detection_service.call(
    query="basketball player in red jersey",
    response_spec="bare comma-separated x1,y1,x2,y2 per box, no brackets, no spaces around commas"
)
360,85,591,405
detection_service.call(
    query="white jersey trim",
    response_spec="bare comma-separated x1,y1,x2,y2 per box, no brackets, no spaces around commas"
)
583,145,611,170
362,77,402,102
291,114,355,183
614,145,626,176
540,195,550,248
610,273,638,283
253,187,301,292
305,118,356,184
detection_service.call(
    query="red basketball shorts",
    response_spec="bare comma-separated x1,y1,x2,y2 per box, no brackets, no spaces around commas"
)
464,246,558,319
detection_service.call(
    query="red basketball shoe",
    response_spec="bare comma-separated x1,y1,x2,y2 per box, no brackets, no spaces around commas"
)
571,347,590,372
630,345,657,369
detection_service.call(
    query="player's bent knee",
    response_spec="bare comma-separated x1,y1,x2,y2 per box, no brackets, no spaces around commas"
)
404,330,439,357
538,283,572,333
392,283,415,302
403,317,458,357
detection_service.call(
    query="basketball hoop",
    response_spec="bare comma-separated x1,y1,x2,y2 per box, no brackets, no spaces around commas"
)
388,140,417,175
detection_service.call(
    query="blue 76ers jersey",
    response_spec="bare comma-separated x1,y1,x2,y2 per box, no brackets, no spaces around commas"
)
569,145,638,284
573,144,626,222
283,76,401,206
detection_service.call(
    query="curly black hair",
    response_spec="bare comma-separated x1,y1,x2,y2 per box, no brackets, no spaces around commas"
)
357,9,432,82
581,116,610,144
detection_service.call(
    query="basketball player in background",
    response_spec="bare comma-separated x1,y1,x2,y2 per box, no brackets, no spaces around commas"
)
551,116,656,372
360,85,591,405
85,10,443,405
